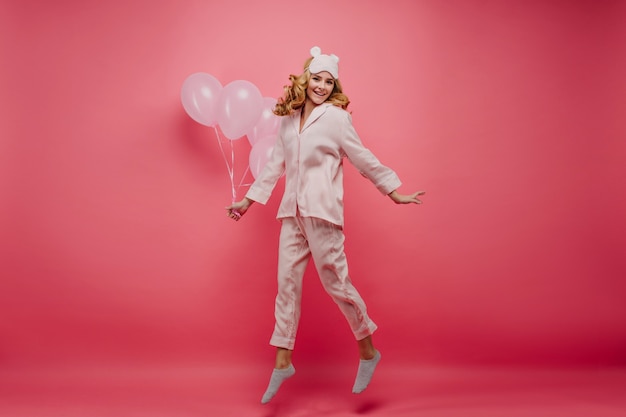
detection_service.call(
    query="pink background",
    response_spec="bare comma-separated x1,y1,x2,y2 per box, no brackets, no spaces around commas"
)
1,0,625,371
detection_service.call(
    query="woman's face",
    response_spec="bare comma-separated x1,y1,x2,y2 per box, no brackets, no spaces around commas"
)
306,71,335,105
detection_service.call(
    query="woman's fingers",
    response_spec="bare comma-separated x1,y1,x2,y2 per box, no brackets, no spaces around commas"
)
226,208,241,221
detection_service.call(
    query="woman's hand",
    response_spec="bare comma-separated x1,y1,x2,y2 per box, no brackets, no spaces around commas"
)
225,197,254,221
388,190,425,205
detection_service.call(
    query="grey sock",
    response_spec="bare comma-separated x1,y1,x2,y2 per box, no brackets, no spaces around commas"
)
352,350,381,394
261,364,295,404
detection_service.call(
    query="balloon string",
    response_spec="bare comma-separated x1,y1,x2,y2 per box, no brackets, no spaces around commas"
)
238,165,251,190
228,131,236,201
213,126,237,202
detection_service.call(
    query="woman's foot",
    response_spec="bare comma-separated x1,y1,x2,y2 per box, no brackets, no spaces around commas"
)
261,347,294,404
352,350,381,394
261,364,295,404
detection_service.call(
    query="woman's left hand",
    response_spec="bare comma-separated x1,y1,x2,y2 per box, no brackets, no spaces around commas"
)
388,190,425,204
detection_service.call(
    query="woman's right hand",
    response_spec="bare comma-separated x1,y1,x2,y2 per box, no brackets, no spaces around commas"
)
225,197,253,221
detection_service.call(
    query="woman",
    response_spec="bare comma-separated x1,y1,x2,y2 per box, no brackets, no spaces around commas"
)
226,46,424,404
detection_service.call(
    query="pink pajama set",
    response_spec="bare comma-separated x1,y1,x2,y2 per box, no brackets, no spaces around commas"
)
246,103,402,350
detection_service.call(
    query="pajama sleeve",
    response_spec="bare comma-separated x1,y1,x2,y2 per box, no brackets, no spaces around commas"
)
339,112,402,195
245,132,286,205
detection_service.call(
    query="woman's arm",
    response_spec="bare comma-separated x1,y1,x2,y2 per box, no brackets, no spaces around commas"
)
339,112,402,195
225,120,287,222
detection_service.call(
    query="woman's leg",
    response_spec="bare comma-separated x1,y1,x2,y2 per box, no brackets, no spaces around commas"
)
303,218,381,393
305,218,378,341
357,335,377,360
275,347,293,369
262,218,310,404
269,217,311,351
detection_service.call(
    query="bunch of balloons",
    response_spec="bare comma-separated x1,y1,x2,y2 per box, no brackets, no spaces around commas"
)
180,72,280,199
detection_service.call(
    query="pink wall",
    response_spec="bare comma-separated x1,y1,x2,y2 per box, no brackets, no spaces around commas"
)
1,0,625,368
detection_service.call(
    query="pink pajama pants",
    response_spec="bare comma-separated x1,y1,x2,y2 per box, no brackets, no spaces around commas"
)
270,215,378,350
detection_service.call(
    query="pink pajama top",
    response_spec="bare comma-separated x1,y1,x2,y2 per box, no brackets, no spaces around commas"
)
245,102,401,227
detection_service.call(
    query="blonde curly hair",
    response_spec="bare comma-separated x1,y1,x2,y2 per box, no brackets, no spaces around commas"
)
274,57,350,116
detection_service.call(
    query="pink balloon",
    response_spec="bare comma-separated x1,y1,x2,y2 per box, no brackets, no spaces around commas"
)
249,135,278,179
180,73,222,127
216,80,263,140
247,97,281,146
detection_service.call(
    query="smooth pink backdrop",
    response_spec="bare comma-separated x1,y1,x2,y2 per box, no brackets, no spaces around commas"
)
1,0,625,369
